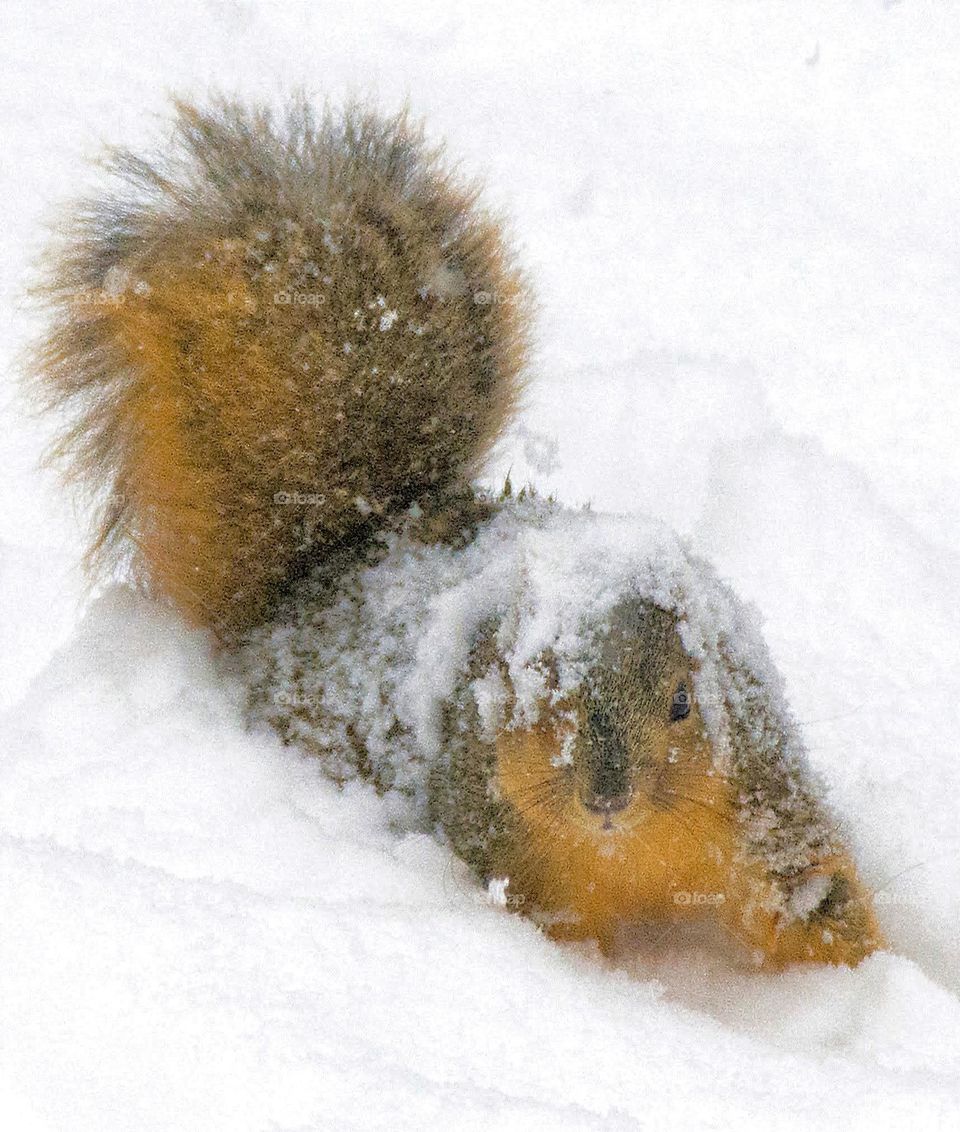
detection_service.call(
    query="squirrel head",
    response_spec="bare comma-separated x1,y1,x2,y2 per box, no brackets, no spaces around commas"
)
432,577,844,943
435,594,740,937
493,598,721,844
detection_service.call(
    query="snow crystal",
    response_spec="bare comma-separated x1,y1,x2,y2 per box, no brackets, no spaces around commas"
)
101,265,130,297
789,873,835,921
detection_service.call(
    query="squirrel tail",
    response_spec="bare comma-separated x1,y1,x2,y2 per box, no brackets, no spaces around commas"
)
29,95,531,639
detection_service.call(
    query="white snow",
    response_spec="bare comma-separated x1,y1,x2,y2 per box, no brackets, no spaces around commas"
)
2,2,960,1129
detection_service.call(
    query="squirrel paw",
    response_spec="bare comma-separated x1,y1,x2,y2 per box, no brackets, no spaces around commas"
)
730,859,885,969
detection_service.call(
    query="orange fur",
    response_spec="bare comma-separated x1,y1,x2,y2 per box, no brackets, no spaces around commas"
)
493,708,883,967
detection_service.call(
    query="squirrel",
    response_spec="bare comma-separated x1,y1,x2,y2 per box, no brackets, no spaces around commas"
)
30,95,884,968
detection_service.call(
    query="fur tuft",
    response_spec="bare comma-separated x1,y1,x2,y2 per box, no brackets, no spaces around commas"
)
29,95,532,638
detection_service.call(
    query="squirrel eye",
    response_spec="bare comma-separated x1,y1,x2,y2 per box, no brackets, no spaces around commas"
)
670,683,690,722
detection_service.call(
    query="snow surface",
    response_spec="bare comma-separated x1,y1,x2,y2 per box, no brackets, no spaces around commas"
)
2,2,960,1129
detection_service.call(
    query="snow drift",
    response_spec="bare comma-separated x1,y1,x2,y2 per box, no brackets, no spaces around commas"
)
2,1,960,1128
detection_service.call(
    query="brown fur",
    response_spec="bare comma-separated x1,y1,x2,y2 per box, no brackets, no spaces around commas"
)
28,96,531,638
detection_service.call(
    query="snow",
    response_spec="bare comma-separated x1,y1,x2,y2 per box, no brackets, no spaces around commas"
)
2,1,960,1129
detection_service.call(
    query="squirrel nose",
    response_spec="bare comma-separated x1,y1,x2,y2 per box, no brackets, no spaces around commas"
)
582,790,631,816
584,702,632,804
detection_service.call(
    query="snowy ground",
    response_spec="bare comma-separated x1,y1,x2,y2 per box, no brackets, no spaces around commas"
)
2,2,960,1129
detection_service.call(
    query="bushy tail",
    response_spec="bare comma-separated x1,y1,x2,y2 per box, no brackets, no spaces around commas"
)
29,95,531,639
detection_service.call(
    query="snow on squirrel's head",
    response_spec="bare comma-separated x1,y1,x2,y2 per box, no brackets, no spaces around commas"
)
421,498,831,890
249,493,831,899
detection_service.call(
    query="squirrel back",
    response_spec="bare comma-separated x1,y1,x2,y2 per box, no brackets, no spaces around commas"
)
31,96,531,639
